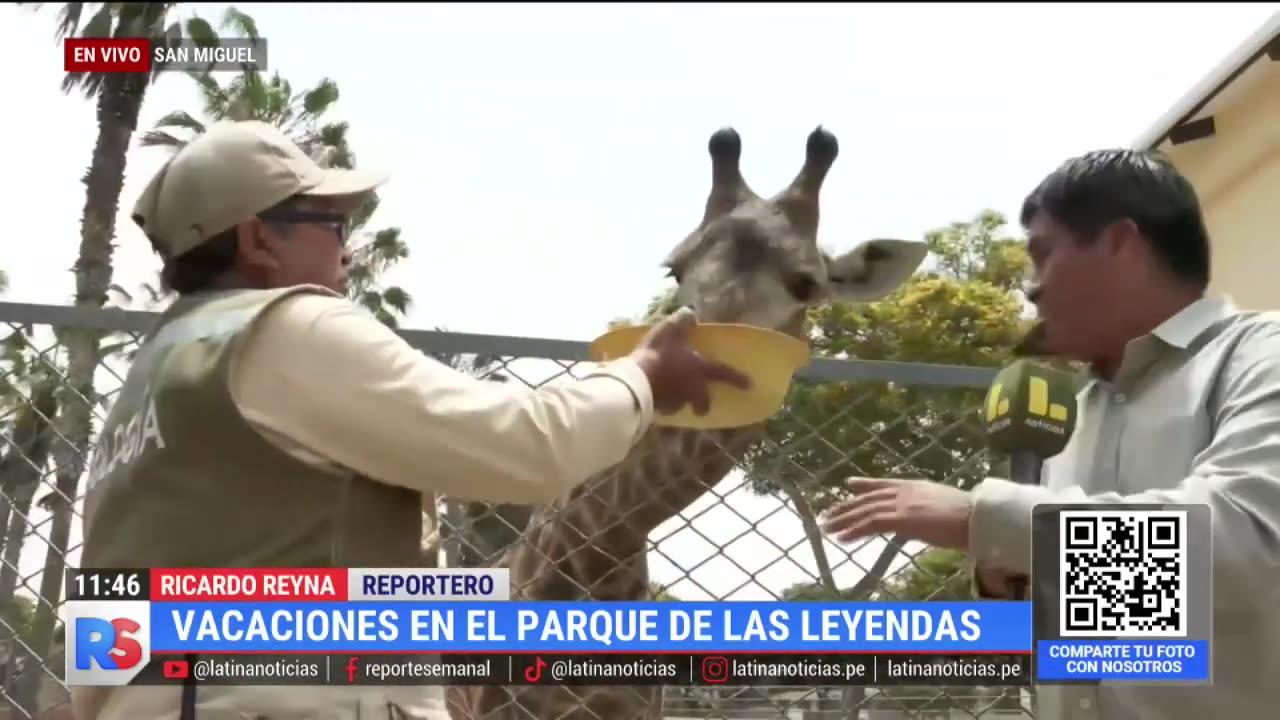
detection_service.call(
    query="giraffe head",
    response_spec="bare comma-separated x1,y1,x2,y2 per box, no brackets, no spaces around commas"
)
662,127,928,335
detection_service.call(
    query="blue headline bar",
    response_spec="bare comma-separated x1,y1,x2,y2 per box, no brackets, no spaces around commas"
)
149,601,1032,653
1036,640,1209,682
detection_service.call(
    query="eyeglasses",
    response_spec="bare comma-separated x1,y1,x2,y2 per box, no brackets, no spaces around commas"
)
258,208,350,245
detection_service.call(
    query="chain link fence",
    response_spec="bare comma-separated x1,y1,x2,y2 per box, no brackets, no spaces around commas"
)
0,300,1033,720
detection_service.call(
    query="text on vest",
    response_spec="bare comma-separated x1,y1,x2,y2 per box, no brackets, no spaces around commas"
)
87,395,166,490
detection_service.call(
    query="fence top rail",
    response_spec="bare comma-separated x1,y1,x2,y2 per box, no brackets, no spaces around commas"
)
0,300,998,388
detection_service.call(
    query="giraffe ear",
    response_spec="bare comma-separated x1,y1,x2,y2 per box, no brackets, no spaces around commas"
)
827,239,928,302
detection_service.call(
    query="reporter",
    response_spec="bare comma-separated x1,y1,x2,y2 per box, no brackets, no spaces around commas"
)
75,120,747,720
821,149,1280,720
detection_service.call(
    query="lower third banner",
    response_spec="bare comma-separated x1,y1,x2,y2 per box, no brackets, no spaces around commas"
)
132,653,1032,687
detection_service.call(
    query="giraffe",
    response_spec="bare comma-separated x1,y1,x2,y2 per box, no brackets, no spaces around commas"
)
445,126,928,720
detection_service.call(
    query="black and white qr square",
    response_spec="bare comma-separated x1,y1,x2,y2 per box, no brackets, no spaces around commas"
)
1148,517,1180,549
1065,517,1098,550
1064,598,1097,632
1058,509,1188,638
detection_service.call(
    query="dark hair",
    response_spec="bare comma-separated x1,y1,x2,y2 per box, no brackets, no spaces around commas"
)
1019,149,1210,289
154,229,240,295
151,195,305,295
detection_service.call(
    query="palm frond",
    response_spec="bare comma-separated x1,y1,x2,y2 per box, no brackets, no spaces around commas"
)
181,15,219,76
381,286,413,316
366,227,407,261
301,78,340,116
151,19,183,78
137,129,188,150
357,290,383,314
52,2,87,42
140,107,203,150
233,70,271,121
114,2,177,38
315,121,354,168
154,109,205,134
344,262,372,288
374,308,399,330
348,191,379,231
59,4,113,97
189,70,230,118
106,283,134,305
220,6,259,40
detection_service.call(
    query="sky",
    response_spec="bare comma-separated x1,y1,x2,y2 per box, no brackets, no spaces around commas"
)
2,3,1278,606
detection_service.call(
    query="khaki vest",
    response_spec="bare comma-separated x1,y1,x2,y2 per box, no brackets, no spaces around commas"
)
81,286,423,570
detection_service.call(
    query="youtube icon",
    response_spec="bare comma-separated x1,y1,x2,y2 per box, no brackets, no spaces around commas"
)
163,660,189,679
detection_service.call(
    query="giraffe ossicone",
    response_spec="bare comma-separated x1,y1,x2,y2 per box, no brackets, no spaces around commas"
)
446,125,927,720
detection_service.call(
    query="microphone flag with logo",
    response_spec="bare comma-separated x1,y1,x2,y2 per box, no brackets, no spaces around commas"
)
983,359,1078,458
981,359,1079,600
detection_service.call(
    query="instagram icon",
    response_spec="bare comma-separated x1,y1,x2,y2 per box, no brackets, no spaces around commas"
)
701,656,729,684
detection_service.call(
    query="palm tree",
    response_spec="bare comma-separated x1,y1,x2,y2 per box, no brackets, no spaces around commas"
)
0,276,62,704
131,53,413,327
0,339,59,624
0,383,59,708
15,4,226,713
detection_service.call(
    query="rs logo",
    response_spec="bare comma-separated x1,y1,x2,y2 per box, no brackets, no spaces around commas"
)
75,617,143,671
985,377,1070,422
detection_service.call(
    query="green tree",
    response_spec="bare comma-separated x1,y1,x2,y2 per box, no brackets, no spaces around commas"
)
779,579,863,602
123,44,412,327
880,548,972,602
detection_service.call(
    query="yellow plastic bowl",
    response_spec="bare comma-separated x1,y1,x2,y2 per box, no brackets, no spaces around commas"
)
588,324,810,429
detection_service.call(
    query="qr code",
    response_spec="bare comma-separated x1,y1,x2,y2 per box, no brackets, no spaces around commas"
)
1059,510,1187,637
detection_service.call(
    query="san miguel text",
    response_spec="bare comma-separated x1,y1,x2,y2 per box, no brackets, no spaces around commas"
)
134,654,1030,687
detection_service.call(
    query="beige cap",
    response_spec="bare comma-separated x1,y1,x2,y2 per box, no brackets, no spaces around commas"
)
132,120,389,258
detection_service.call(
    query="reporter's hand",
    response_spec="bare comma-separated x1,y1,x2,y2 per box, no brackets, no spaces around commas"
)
629,308,752,415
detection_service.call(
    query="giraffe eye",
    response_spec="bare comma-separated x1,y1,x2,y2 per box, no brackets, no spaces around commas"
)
786,273,820,302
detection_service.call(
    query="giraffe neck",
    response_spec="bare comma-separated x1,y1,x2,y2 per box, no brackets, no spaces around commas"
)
508,422,763,602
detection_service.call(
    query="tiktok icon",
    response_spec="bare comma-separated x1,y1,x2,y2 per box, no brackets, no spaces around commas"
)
524,657,547,683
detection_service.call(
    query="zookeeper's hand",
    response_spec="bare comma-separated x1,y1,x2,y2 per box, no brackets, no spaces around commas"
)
629,307,752,415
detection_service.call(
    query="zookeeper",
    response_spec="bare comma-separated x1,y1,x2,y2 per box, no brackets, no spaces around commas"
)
74,120,749,720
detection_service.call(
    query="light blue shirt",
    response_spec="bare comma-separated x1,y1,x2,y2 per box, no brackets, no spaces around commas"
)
971,296,1280,719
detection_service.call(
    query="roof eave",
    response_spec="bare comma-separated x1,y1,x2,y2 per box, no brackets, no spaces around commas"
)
1133,11,1280,152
